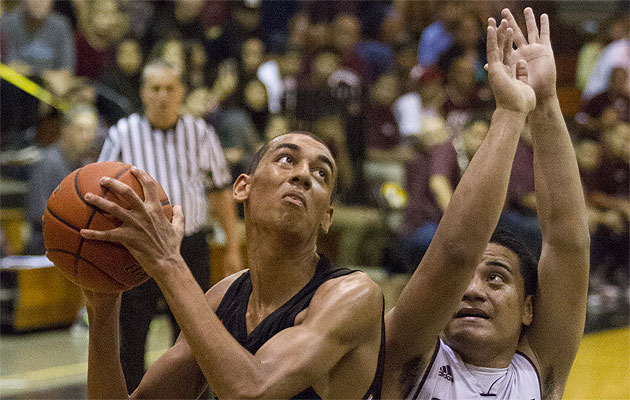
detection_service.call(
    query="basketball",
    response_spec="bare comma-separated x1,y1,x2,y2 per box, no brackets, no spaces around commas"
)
43,161,173,293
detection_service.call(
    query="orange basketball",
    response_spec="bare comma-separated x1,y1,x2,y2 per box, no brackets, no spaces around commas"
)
43,161,173,293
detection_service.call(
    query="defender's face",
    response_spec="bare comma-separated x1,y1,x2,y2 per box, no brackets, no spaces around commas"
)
444,243,532,352
238,134,336,237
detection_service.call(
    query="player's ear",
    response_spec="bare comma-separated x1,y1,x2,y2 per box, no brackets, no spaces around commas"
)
319,206,334,234
233,174,251,203
521,294,533,327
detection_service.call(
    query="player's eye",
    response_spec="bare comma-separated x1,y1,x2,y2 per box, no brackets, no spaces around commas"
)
278,154,293,164
488,273,504,283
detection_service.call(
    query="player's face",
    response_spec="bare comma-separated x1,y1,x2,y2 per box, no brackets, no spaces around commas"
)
444,243,533,355
237,134,336,239
141,67,185,129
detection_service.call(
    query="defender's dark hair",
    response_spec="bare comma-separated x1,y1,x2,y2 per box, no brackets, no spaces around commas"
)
489,227,538,297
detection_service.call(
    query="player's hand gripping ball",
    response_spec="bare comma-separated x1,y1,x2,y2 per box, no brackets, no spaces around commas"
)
43,161,173,293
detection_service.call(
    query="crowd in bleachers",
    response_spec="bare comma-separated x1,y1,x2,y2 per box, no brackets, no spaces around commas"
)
1,0,628,324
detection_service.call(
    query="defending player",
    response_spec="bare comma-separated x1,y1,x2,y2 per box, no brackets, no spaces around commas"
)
383,8,589,399
80,132,384,399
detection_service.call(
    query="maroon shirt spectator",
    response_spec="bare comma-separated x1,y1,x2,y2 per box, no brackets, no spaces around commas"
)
74,31,115,80
506,138,535,212
400,139,460,237
365,104,400,150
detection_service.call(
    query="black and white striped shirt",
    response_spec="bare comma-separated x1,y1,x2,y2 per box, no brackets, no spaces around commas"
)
98,113,232,236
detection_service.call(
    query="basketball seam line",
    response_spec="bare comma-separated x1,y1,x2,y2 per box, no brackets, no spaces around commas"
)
46,207,81,232
47,248,148,288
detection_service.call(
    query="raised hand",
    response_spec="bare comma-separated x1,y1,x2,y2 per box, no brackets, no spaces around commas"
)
486,17,536,114
80,168,186,279
502,7,557,101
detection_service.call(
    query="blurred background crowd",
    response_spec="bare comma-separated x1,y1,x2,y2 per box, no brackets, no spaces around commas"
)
1,0,628,331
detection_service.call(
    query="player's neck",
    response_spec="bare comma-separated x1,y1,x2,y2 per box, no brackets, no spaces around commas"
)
446,337,517,369
246,231,319,306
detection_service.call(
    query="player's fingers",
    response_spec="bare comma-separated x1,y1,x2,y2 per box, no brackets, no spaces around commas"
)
84,191,130,221
540,13,551,44
486,18,500,64
130,167,160,204
99,177,143,208
516,59,529,83
524,7,539,43
511,62,517,79
172,205,185,237
79,226,123,243
501,8,527,46
503,28,514,66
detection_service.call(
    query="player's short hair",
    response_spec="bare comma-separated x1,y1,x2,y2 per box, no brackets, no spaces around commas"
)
490,227,538,297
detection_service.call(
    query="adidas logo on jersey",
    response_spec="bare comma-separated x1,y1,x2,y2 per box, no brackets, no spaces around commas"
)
438,365,454,382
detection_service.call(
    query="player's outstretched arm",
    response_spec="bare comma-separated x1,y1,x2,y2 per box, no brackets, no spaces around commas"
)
81,168,383,399
83,290,129,399
383,19,535,397
503,8,590,396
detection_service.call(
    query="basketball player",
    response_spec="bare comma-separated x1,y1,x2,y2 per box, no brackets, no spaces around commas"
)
79,131,385,399
383,8,589,399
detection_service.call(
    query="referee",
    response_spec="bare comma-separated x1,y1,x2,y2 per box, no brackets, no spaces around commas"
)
97,59,243,392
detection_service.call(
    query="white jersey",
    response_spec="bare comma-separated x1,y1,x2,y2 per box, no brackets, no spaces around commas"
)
407,339,541,400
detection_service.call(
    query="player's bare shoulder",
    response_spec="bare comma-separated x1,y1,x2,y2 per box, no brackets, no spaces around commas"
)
204,269,250,311
304,271,383,339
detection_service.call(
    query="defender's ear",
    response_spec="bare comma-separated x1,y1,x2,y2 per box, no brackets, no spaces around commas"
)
233,174,250,203
319,206,334,234
521,295,533,327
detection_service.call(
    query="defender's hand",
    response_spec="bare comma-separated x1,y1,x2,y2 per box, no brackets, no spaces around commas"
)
486,18,536,114
502,8,557,101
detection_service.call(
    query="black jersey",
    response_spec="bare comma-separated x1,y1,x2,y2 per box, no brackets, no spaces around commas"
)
215,254,385,400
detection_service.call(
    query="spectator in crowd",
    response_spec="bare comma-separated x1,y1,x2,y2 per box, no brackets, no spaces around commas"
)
98,37,144,124
582,123,630,292
312,114,354,198
416,0,462,68
295,50,340,127
140,0,206,57
382,117,459,274
582,15,630,101
575,137,626,308
331,13,369,80
364,73,403,154
24,104,99,255
442,55,493,134
187,40,210,90
0,0,75,76
437,11,487,85
0,0,75,145
73,0,129,80
576,15,629,91
584,66,630,126
207,0,261,65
